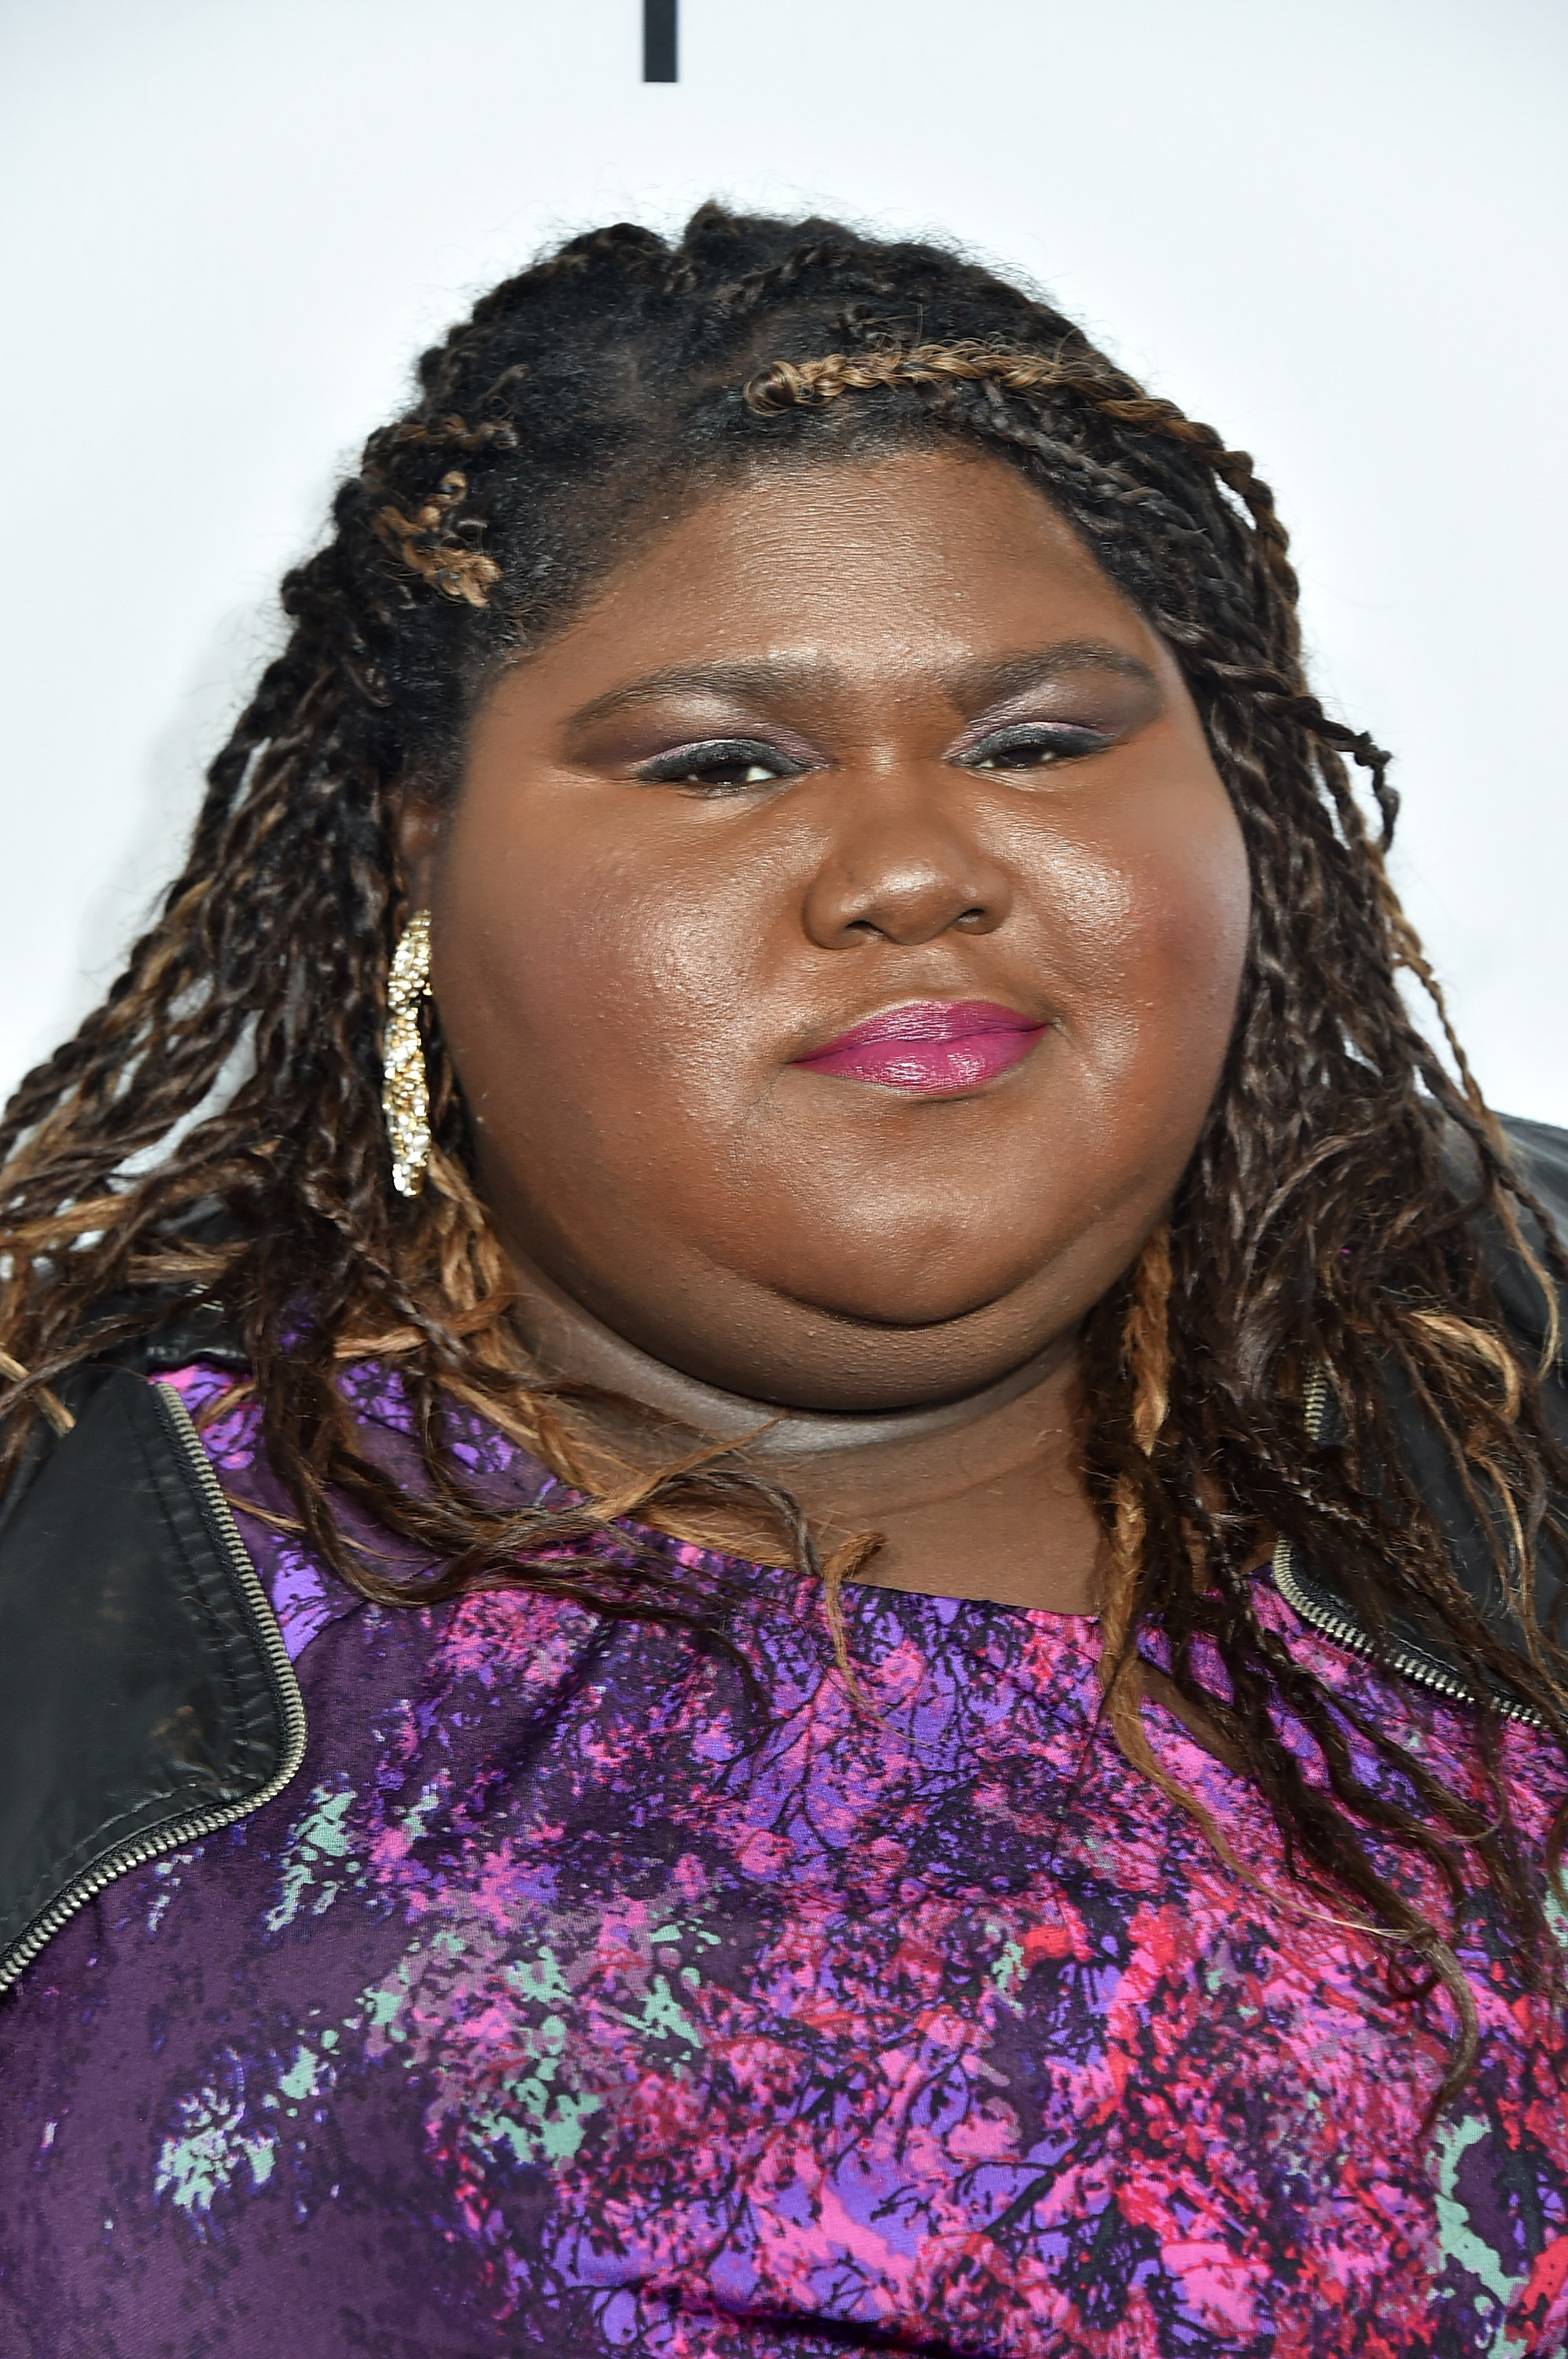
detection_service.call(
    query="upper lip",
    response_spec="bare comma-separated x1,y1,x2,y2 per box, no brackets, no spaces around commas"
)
796,999,1045,1059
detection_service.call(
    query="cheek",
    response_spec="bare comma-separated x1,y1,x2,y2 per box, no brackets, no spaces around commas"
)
434,804,772,1143
1140,819,1251,1040
1042,793,1250,1087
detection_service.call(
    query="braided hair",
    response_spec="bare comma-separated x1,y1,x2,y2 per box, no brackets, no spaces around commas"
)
4,203,1566,2109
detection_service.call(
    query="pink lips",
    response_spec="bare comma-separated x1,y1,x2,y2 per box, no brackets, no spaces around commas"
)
793,1000,1046,1095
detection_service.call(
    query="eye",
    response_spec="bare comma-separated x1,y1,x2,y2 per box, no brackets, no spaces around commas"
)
634,738,800,793
966,722,1111,773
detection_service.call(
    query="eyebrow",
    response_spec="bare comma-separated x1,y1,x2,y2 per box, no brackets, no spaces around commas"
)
938,642,1159,710
561,639,1158,741
563,660,840,738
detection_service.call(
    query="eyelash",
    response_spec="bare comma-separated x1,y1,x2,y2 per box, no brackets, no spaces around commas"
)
634,722,1112,793
966,723,1110,771
635,739,800,792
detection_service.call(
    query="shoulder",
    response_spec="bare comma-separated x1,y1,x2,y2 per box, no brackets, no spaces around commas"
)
0,1349,300,1996
1503,1112,1568,1205
1489,1112,1568,1367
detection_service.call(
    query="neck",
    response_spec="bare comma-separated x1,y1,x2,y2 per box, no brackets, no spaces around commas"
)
500,1242,1101,1615
502,1238,1077,1460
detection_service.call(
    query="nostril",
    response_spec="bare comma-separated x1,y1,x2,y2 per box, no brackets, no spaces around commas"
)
804,859,1011,951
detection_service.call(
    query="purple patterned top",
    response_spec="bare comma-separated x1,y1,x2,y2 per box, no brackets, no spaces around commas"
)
2,1357,1567,2357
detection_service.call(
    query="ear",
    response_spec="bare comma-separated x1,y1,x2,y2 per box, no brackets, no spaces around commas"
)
396,789,444,907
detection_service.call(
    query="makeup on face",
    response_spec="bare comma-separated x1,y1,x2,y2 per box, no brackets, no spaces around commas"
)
793,999,1047,1095
426,452,1251,1408
561,641,1162,795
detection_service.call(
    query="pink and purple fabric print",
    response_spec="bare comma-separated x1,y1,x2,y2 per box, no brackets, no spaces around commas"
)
1,1357,1566,2357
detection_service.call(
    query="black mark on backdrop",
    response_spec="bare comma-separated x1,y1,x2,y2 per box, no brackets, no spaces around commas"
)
644,0,677,80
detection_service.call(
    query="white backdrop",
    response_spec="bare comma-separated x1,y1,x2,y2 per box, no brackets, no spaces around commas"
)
2,0,1564,1122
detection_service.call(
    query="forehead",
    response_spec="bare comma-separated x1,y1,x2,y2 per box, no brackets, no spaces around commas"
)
512,449,1161,700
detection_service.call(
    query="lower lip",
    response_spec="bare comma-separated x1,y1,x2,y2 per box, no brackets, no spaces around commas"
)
795,1023,1045,1095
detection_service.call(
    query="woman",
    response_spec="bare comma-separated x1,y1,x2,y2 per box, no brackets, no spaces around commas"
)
0,204,1565,2357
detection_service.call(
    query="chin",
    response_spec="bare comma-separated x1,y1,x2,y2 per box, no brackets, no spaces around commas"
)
808,1272,1027,1332
756,1272,1056,1389
748,1222,1064,1335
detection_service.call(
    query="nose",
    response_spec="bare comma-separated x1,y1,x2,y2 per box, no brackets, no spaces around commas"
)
801,776,1013,950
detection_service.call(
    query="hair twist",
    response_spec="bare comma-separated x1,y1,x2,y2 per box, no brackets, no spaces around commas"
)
5,204,1565,2112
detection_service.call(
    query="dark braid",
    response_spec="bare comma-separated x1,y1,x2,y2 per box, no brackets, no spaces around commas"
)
4,204,1566,2114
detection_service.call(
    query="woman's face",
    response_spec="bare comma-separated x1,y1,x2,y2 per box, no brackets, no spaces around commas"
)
409,450,1250,1411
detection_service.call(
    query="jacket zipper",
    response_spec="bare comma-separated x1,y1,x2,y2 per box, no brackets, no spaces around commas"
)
0,1381,307,1995
1270,1363,1545,1729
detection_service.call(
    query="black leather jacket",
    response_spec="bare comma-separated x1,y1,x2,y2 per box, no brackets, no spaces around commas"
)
2,1117,1564,1998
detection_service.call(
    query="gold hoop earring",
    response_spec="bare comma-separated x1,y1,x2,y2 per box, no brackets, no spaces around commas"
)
383,911,432,1198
